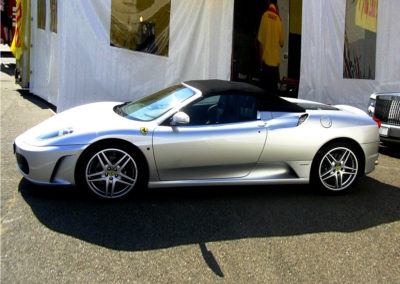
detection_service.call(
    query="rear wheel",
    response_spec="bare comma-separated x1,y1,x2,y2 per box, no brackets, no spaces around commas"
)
312,142,361,193
76,143,145,199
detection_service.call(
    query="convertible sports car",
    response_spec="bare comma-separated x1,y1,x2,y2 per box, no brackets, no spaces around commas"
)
14,80,380,199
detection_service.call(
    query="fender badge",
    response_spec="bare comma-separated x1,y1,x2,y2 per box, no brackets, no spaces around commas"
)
140,127,149,136
320,116,332,128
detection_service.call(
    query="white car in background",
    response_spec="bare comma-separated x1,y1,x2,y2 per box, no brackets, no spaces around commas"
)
368,92,400,143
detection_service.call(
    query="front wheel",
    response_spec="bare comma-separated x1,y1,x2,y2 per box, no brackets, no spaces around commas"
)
311,143,362,194
76,144,144,199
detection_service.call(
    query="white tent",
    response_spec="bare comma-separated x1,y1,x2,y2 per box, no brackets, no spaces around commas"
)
29,0,400,112
30,0,234,112
299,0,400,109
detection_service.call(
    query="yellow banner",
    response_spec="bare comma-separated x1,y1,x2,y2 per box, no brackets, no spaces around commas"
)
10,0,26,60
355,0,378,33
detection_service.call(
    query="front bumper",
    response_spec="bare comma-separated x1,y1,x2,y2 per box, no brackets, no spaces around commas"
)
14,137,87,185
379,123,400,142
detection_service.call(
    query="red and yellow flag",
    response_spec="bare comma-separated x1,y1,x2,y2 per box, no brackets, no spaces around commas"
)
10,0,27,60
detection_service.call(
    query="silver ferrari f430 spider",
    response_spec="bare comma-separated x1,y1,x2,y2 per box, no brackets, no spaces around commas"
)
14,80,380,199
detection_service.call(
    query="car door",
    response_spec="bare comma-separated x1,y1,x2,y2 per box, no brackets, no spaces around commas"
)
152,94,267,181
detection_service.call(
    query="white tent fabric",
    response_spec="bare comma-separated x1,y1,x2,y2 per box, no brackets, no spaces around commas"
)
30,0,59,106
30,0,400,112
30,0,234,112
299,0,400,110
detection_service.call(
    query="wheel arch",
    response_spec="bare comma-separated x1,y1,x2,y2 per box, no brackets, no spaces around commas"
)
311,137,366,177
75,138,150,184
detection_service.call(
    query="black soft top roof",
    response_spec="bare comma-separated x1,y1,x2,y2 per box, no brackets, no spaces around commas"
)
184,79,305,112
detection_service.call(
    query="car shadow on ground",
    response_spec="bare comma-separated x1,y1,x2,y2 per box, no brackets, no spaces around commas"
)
379,143,400,159
19,177,400,252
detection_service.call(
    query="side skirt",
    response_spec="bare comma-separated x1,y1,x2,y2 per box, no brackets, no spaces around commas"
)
148,178,309,188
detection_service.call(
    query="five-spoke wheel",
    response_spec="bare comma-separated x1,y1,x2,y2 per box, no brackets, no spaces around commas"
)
312,142,361,193
85,148,137,198
76,143,145,199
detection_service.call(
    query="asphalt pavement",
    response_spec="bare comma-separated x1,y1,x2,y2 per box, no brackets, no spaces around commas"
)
1,53,400,283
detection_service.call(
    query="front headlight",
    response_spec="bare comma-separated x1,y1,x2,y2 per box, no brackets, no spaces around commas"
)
368,98,376,108
37,127,74,140
368,98,376,116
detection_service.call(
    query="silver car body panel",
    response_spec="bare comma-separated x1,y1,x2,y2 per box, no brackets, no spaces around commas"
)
14,138,86,185
152,120,267,180
14,83,380,188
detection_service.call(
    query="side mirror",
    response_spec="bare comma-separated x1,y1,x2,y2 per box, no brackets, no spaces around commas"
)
171,112,190,126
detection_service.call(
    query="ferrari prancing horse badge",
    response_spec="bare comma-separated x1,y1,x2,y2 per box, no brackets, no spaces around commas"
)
140,127,149,136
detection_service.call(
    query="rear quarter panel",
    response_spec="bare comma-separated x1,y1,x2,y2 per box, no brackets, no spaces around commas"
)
260,110,379,163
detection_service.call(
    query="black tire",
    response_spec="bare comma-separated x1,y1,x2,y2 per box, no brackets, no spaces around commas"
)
311,142,362,194
75,142,147,200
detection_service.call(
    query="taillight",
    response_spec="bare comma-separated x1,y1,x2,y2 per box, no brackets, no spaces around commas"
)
372,115,381,128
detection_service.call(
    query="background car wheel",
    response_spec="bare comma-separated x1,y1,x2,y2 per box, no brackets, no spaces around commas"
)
311,142,362,194
76,142,146,199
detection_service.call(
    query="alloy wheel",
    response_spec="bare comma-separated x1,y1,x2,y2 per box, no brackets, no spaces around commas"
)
85,148,138,198
318,147,358,191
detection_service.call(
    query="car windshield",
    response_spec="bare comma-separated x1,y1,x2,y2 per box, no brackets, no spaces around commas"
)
115,85,195,121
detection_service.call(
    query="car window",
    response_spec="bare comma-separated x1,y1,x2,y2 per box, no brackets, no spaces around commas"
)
192,96,220,106
182,94,258,125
